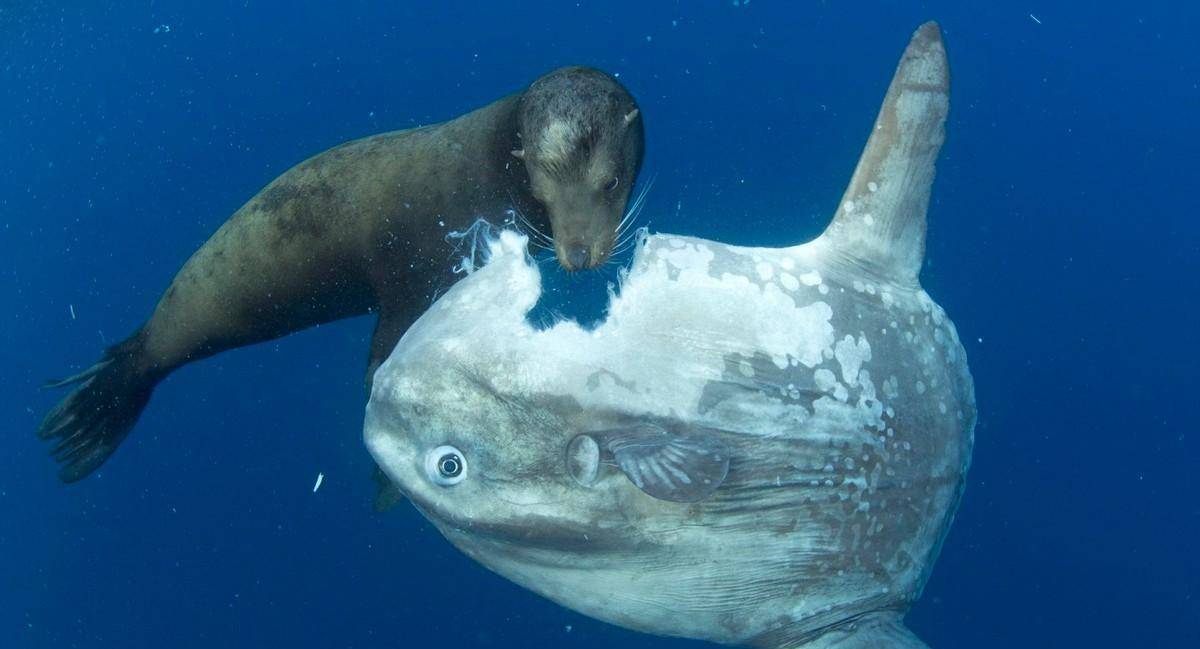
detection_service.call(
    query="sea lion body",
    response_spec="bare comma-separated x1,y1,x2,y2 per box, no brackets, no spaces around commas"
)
40,67,644,482
143,96,527,378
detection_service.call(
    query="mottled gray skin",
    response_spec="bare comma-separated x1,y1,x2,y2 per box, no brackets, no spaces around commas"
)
367,24,971,649
38,66,644,482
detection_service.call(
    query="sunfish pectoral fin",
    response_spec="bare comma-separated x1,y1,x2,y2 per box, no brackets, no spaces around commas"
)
601,423,730,503
817,21,949,286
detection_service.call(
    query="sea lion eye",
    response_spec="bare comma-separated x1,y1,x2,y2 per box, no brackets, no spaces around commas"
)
604,176,620,192
425,445,468,486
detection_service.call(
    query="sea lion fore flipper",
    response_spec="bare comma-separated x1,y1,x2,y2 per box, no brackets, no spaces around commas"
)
365,309,413,392
37,334,155,483
371,465,405,512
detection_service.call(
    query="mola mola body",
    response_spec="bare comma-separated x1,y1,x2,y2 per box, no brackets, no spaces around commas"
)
366,22,973,648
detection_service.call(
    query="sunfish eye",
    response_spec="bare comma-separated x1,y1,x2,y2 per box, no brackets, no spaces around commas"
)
439,454,462,477
425,445,468,486
603,176,619,192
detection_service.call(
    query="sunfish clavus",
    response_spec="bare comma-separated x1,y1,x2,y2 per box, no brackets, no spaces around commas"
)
366,22,974,649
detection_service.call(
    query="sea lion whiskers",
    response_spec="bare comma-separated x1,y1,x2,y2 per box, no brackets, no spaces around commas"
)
612,219,650,257
610,177,654,260
515,218,554,252
609,229,647,260
504,192,555,251
615,174,655,239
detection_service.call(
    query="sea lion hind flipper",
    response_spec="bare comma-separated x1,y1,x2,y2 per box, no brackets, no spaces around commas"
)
364,310,412,394
38,335,156,483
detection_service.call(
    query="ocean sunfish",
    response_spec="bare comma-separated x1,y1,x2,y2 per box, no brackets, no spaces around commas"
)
366,22,974,649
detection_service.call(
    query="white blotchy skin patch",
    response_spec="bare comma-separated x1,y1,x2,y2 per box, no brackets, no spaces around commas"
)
400,237,876,511
655,239,715,273
756,261,774,281
402,231,844,420
834,335,872,385
813,368,848,402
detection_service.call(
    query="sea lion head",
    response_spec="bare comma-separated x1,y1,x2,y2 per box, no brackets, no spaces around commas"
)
514,66,644,271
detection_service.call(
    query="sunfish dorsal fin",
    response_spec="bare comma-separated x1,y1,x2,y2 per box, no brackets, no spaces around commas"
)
601,423,729,503
818,22,949,286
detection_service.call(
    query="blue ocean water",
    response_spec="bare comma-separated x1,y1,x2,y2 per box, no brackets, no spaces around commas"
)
2,2,1196,647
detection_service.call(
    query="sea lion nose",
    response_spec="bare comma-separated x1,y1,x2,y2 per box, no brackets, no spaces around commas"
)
566,246,591,271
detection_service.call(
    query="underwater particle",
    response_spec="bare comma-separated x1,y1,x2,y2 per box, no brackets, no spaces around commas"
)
69,304,76,320
312,472,324,493
1029,14,1042,25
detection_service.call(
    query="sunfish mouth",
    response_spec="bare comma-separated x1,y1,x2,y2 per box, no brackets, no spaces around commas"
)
408,495,634,556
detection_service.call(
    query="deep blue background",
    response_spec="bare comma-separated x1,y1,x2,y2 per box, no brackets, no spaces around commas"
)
3,2,1197,648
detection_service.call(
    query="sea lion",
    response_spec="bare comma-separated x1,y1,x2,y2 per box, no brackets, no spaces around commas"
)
38,66,645,483
366,23,970,648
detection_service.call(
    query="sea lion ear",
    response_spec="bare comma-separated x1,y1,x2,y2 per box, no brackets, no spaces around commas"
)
623,109,640,127
511,148,526,159
599,423,729,503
